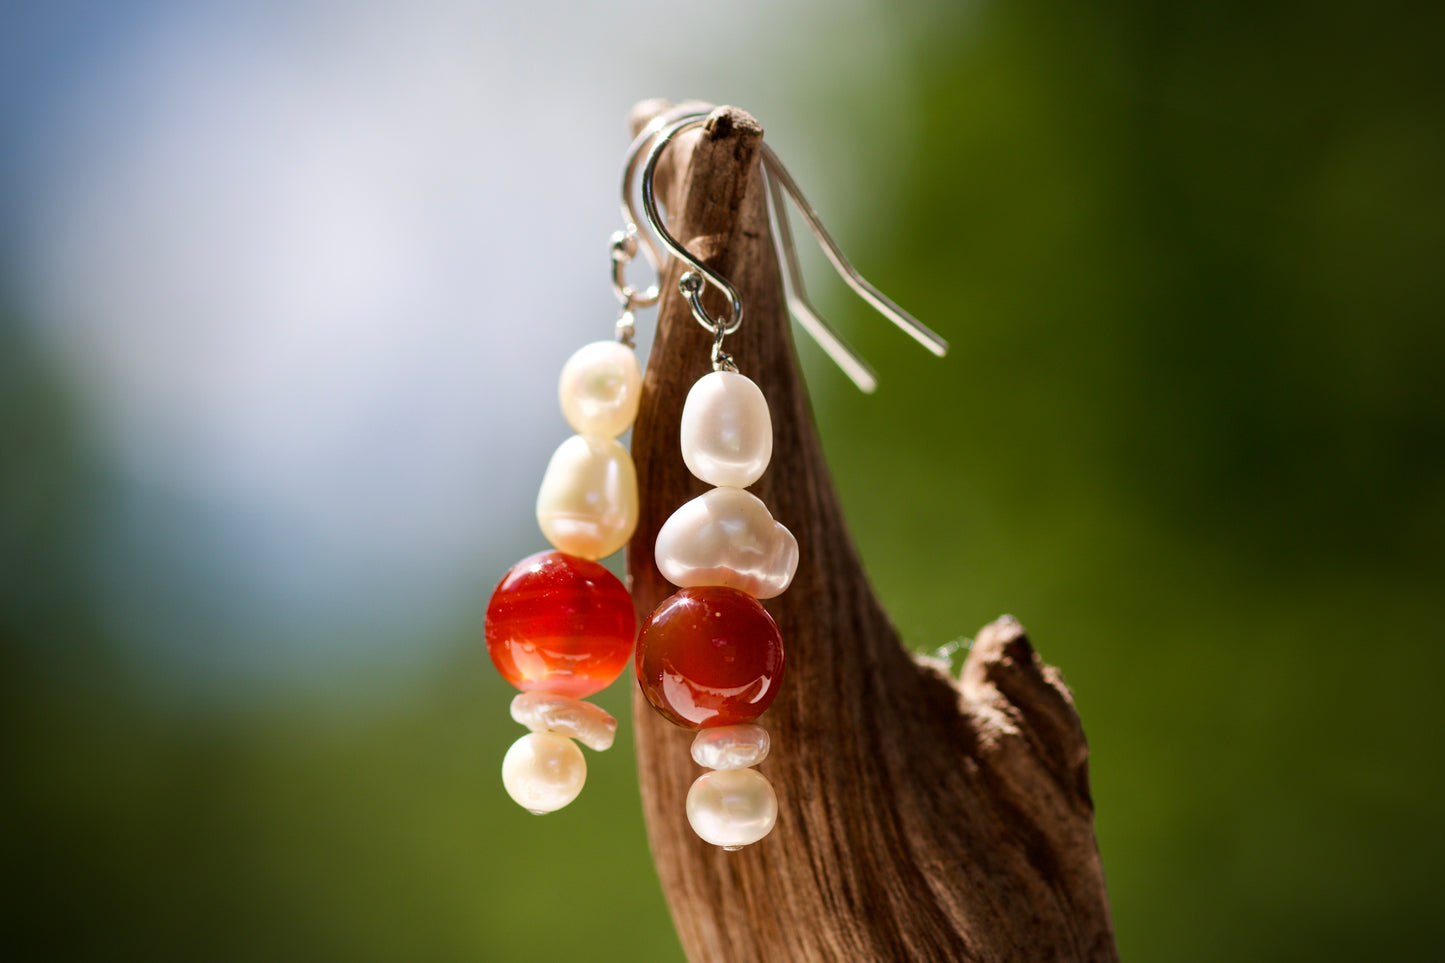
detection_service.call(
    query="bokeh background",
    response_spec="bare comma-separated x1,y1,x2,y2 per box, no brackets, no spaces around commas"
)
3,1,1441,960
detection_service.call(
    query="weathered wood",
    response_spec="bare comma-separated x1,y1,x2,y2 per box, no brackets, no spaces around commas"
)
627,102,1117,963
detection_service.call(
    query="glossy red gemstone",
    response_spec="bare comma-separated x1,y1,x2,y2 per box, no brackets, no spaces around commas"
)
486,550,636,699
635,586,785,730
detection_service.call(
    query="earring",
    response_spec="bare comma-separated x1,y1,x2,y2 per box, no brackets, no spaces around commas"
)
636,354,795,850
629,115,795,851
481,122,680,813
624,110,948,849
482,331,641,813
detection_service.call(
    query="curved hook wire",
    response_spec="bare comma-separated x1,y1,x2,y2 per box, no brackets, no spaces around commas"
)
639,115,745,340
612,105,712,317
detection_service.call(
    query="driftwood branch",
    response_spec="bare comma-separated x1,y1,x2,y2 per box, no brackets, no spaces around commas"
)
626,102,1117,963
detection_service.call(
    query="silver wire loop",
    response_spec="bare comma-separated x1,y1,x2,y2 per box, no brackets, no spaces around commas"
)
710,323,738,373
615,308,637,348
610,230,643,346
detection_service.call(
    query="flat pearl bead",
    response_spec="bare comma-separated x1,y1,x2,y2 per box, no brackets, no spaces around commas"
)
558,340,642,438
510,692,618,751
679,371,773,488
686,768,778,849
655,487,798,599
691,724,771,770
536,434,638,559
501,732,587,814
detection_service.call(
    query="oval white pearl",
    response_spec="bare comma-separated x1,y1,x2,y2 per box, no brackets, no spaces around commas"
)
655,487,798,599
510,692,618,751
558,340,642,439
679,371,773,488
691,724,771,770
536,434,638,559
686,768,778,849
501,732,587,814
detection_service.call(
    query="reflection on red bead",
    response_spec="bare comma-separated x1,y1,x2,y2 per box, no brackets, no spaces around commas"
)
636,586,785,730
486,551,636,699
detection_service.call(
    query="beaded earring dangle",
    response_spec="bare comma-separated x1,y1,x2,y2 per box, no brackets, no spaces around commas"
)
482,347,641,814
625,113,948,849
486,104,948,832
481,117,687,815
636,358,794,848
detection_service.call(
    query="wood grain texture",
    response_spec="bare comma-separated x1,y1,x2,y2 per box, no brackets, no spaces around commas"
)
626,103,1117,963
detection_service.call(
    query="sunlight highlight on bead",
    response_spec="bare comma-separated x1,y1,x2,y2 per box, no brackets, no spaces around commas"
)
510,692,618,751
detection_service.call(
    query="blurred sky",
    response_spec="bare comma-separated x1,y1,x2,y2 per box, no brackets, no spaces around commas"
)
1,0,918,694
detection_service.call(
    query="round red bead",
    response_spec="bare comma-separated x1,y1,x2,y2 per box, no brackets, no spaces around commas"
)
635,586,785,730
485,551,636,699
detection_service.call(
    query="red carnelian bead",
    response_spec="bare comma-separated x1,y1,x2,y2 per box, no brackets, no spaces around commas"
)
635,586,785,730
485,551,636,700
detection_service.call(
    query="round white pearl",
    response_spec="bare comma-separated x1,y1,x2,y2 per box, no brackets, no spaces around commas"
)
655,487,798,599
536,434,638,559
686,768,778,849
558,340,643,439
501,731,587,814
679,371,773,488
510,692,618,751
691,724,771,770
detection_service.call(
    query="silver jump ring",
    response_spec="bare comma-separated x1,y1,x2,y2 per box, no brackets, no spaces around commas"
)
710,322,738,373
609,230,640,346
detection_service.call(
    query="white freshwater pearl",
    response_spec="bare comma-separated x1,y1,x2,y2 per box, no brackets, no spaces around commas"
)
501,732,587,814
558,340,642,439
691,724,771,770
679,371,773,488
655,487,798,598
686,768,778,849
510,692,618,751
536,434,638,559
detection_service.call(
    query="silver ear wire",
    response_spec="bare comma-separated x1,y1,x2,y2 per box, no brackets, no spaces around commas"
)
639,115,746,350
761,155,880,393
759,144,949,363
620,107,948,385
612,106,713,347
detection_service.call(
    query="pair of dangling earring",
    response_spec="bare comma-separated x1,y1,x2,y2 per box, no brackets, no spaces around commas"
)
483,106,947,850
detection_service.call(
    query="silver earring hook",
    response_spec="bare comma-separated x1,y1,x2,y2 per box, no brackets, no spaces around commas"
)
761,159,880,393
639,115,746,347
611,106,712,347
622,106,949,385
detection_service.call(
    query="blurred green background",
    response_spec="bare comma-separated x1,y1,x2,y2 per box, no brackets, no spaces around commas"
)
3,1,1442,960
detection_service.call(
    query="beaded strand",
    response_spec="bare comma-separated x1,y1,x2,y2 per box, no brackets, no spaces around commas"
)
637,370,798,848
